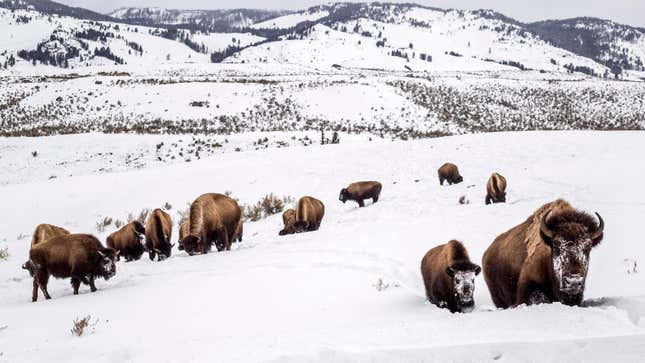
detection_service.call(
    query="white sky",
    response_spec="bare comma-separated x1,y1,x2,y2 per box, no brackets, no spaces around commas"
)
58,0,645,27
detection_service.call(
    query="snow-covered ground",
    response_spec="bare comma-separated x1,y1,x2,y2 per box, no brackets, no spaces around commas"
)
1,131,644,362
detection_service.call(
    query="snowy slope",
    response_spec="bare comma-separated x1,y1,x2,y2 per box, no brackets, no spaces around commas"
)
251,9,329,29
0,131,644,362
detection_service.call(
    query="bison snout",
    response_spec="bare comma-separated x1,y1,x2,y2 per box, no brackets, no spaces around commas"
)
562,274,584,292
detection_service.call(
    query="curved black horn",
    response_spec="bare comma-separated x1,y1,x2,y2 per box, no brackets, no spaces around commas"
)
591,212,604,240
540,210,555,240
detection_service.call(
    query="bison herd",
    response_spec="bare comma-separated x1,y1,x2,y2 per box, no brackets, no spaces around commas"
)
19,163,605,315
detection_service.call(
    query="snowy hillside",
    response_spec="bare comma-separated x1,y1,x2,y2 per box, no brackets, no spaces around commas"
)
0,132,644,362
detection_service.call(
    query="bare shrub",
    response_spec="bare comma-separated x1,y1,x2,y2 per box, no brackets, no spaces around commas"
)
163,202,172,210
114,219,124,229
127,209,149,224
0,246,9,261
243,194,294,222
70,315,97,337
96,217,113,232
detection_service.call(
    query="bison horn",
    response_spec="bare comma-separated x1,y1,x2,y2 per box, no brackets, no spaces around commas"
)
170,243,176,249
540,210,555,240
591,212,604,240
97,250,106,258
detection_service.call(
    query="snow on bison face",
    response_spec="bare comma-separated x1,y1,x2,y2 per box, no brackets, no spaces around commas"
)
447,264,481,313
540,211,604,306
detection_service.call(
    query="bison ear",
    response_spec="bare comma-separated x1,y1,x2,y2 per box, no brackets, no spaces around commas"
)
474,265,482,275
446,266,456,277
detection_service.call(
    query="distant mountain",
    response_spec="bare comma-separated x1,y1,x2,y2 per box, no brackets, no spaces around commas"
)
527,17,645,71
109,7,290,32
0,0,113,21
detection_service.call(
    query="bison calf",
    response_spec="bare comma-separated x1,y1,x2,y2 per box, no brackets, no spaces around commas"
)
294,196,325,233
30,223,70,248
486,172,507,205
145,209,174,261
279,209,296,236
438,163,463,185
339,181,382,208
23,234,118,302
421,240,481,313
106,221,146,262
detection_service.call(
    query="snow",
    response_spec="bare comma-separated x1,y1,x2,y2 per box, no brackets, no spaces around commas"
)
251,10,329,29
1,131,644,362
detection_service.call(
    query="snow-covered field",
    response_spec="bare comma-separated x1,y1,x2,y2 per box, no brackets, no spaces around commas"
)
1,131,644,362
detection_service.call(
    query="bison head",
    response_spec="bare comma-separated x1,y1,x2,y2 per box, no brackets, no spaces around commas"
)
293,221,310,233
455,175,464,184
132,221,146,236
180,235,200,256
97,248,118,280
446,262,481,313
279,226,295,236
540,210,604,306
22,260,36,277
339,188,348,203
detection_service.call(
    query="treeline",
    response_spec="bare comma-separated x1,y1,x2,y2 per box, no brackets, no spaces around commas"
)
149,28,207,53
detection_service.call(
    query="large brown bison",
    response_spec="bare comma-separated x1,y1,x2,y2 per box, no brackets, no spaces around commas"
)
486,172,507,205
482,199,604,308
22,234,118,302
279,208,296,236
438,163,463,185
179,193,242,255
30,223,70,248
106,221,146,262
145,209,173,261
421,240,481,313
294,196,325,233
339,181,382,207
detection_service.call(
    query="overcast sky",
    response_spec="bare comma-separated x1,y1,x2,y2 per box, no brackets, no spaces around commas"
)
58,0,645,27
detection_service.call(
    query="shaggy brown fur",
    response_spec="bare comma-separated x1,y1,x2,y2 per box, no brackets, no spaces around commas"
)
294,196,325,233
145,209,173,261
482,199,604,308
279,209,297,236
30,224,70,248
421,240,481,313
106,221,146,262
486,172,507,205
179,193,242,255
339,181,382,207
438,163,463,185
178,216,190,249
22,234,118,302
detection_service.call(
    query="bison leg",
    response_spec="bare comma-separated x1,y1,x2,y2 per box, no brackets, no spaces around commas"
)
89,276,97,292
485,195,492,205
32,278,39,302
357,199,365,208
218,228,231,251
439,177,444,185
36,272,51,300
148,250,156,261
528,290,550,305
372,194,379,203
71,277,81,295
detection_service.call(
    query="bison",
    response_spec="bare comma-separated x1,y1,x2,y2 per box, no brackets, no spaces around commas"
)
145,209,173,261
438,163,463,185
279,208,296,236
106,221,146,262
179,193,242,255
486,172,507,205
293,196,325,233
482,199,604,308
339,181,382,207
22,234,118,302
30,223,70,248
421,240,481,313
